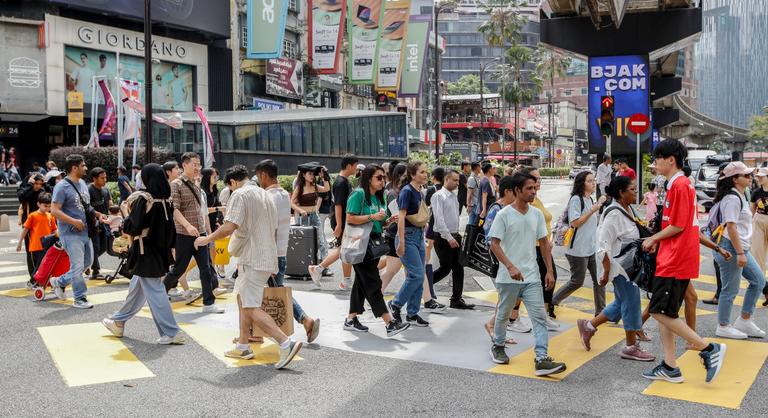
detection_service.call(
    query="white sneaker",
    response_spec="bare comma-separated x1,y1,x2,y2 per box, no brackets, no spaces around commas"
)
219,277,236,288
338,277,353,291
213,287,228,296
507,319,532,333
202,304,225,314
734,317,766,338
183,289,203,305
545,316,561,331
168,288,184,298
518,315,533,329
73,298,93,309
102,318,124,338
157,332,187,345
715,324,748,340
308,265,323,287
50,277,66,300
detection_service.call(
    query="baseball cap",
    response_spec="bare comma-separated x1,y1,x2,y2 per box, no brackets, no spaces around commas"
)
756,167,768,177
719,161,753,180
357,164,366,170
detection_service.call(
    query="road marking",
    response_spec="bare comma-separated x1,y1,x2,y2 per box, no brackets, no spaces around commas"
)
555,285,715,317
180,323,301,368
695,288,754,309
0,265,33,274
50,289,129,306
0,279,116,298
37,322,154,387
698,274,746,290
642,338,768,409
0,261,24,266
0,274,33,286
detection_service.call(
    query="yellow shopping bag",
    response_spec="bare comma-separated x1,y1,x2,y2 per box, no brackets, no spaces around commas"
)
214,237,231,266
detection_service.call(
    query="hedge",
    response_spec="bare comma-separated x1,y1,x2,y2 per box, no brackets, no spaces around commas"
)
538,167,570,177
48,146,175,181
276,174,359,195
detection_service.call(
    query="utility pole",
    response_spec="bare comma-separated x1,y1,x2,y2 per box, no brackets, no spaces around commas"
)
479,66,484,160
434,4,442,160
144,0,153,162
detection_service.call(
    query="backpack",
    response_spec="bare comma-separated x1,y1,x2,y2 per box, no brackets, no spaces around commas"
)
553,196,586,247
113,191,171,254
708,190,744,244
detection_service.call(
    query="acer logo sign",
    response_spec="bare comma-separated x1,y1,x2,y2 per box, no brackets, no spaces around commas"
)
262,0,275,23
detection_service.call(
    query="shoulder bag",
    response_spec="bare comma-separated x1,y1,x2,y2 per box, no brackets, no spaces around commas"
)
64,178,98,238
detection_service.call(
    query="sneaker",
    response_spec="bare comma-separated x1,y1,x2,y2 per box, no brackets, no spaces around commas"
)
506,319,532,333
490,344,510,364
157,332,187,345
386,320,410,338
225,347,254,360
308,265,323,287
168,288,184,298
73,298,93,309
534,356,566,376
545,316,561,332
576,319,596,351
620,344,656,362
307,318,321,343
338,277,353,291
50,277,66,300
642,362,684,383
275,340,303,369
406,314,430,327
219,276,236,288
321,269,334,277
734,317,766,338
101,318,124,338
449,298,475,310
343,317,369,332
715,324,748,340
518,315,533,329
702,298,719,305
387,300,402,323
547,304,556,319
25,280,35,290
183,289,203,305
202,304,225,314
213,287,228,296
700,343,726,383
424,299,447,313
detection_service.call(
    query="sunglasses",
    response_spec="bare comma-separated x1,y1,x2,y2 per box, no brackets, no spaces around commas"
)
373,175,386,181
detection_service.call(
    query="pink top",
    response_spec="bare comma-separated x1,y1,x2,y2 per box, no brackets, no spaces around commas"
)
644,191,658,221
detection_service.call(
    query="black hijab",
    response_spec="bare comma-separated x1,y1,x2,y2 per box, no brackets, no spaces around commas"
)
141,163,171,199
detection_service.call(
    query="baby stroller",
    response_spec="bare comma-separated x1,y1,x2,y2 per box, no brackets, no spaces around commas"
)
105,230,132,284
32,241,70,301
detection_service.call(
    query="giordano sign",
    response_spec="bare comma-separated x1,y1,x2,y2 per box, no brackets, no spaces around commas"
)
77,25,187,59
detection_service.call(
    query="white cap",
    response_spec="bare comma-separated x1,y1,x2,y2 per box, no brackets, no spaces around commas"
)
357,164,366,170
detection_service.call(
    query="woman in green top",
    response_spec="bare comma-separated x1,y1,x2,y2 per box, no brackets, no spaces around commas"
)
343,164,410,337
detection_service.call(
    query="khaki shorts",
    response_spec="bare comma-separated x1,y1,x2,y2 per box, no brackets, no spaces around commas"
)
234,265,270,308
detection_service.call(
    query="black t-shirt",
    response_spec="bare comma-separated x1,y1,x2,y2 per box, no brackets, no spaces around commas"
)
330,175,351,229
318,177,333,214
88,184,110,214
752,186,768,216
425,184,442,239
458,173,468,203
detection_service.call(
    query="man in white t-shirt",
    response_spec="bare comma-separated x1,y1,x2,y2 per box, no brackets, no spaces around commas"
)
255,159,321,344
71,53,94,102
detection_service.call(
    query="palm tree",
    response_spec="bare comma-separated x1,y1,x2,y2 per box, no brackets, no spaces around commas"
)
477,0,525,50
536,48,571,167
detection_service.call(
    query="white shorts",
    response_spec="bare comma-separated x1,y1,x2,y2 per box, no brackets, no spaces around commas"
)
234,265,270,308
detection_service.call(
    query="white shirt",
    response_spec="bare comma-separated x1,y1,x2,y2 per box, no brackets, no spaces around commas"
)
596,163,612,192
224,184,277,272
596,202,640,281
266,185,291,256
431,187,460,240
720,188,752,250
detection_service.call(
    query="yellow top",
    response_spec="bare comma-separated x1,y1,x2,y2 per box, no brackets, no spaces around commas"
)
532,196,553,237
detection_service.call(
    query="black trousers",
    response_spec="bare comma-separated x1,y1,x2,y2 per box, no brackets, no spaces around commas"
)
350,257,388,317
536,246,556,305
432,234,464,301
28,250,44,281
163,233,219,306
90,224,108,273
24,236,34,278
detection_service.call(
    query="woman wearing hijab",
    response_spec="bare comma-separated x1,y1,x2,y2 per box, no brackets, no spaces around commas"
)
101,163,186,345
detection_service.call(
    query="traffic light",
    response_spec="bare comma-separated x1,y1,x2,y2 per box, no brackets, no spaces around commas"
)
600,95,615,136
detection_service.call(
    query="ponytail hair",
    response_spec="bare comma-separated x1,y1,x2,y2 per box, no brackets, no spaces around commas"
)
403,161,424,185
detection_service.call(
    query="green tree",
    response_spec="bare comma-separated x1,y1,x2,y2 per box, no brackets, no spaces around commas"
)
446,74,491,95
477,0,525,49
749,109,768,140
536,48,571,166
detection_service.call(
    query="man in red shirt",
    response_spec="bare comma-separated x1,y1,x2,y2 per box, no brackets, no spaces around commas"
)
640,139,725,384
616,159,637,181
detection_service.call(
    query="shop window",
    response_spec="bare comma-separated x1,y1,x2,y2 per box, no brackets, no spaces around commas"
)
235,125,256,150
311,121,322,154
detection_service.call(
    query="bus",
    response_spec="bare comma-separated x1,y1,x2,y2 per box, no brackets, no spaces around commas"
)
151,109,408,174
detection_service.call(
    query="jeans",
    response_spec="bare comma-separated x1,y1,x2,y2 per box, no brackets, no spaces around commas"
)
713,238,766,325
433,234,464,301
393,227,426,316
273,256,306,322
601,275,642,330
553,254,605,315
494,281,548,359
163,234,219,306
110,275,181,338
468,211,479,226
750,213,768,295
318,213,330,257
90,224,109,274
299,212,327,261
58,233,93,300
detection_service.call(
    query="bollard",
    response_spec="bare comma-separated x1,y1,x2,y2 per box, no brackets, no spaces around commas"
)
0,214,9,232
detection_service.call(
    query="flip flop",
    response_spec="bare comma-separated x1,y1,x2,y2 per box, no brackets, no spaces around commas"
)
485,322,516,345
307,318,320,343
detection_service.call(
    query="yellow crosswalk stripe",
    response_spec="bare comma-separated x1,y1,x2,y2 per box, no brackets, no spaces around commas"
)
37,322,154,387
642,338,768,409
697,274,745,290
50,289,129,306
556,285,715,317
0,274,33,286
0,279,117,298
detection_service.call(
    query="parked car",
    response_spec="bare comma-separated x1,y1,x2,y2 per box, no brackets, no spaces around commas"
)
694,154,731,211
568,165,592,179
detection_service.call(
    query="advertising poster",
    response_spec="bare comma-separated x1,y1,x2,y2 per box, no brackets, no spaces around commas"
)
266,57,304,100
587,55,650,155
347,0,385,84
375,0,410,91
397,16,430,97
64,46,194,111
247,0,289,59
309,0,346,73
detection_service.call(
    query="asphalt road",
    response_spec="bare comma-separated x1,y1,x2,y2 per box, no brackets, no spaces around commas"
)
1,179,766,417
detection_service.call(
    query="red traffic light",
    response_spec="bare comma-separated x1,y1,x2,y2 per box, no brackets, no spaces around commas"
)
601,96,614,109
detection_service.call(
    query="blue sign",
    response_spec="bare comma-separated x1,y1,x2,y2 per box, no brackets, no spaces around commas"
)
588,55,650,155
252,98,285,111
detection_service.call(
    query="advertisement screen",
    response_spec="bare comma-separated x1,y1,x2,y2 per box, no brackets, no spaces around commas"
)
309,0,346,73
64,46,194,111
347,0,385,84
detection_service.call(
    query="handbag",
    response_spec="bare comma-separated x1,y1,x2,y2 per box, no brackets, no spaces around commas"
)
64,178,98,238
459,223,499,278
340,222,371,265
405,199,431,228
366,232,389,260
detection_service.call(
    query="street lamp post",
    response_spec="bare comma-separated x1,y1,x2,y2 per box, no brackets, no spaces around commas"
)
144,0,153,162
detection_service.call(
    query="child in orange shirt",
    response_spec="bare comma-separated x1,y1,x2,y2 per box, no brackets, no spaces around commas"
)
17,192,57,285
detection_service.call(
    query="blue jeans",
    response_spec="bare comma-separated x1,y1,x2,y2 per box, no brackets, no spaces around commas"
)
468,211,479,226
58,233,93,300
274,256,307,322
111,276,181,338
393,227,426,316
494,281,549,359
714,238,766,325
299,212,327,261
601,275,642,330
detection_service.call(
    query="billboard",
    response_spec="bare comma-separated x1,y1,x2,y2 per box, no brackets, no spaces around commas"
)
375,0,410,91
308,0,346,73
347,0,385,84
588,55,650,156
266,57,304,100
247,0,290,59
64,46,194,111
397,16,429,97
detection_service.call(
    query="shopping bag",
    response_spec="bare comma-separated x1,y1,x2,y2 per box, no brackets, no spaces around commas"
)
339,222,372,265
459,223,499,278
251,286,294,337
213,237,231,266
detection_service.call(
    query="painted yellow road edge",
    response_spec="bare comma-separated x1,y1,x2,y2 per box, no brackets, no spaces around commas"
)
180,323,302,368
137,291,239,318
697,274,746,290
0,278,116,298
50,289,129,306
37,322,154,387
642,338,768,409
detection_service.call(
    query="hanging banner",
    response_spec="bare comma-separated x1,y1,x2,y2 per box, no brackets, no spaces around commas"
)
246,0,290,59
308,0,346,73
347,0,385,84
398,15,430,97
266,57,304,100
96,79,116,142
194,105,216,168
375,0,410,91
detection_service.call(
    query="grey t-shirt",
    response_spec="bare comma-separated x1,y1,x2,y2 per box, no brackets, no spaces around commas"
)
52,177,90,237
565,195,597,257
720,190,752,250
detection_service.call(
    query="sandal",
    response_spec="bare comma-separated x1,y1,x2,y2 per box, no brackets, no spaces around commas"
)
635,330,652,342
231,336,264,344
484,322,517,345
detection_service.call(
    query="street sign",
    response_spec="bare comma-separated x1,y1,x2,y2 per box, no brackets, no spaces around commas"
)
68,111,84,126
627,113,650,134
67,91,84,110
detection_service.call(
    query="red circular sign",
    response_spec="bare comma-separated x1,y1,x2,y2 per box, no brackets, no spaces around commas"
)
627,113,650,134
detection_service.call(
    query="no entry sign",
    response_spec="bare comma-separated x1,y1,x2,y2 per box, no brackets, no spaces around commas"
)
627,113,650,134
